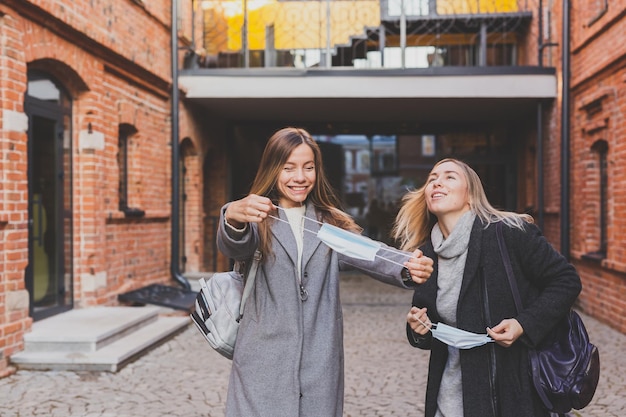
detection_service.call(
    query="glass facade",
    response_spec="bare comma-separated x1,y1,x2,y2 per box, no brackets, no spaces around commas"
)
194,0,531,69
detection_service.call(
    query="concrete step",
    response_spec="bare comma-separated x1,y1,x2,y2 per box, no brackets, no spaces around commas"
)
10,306,190,372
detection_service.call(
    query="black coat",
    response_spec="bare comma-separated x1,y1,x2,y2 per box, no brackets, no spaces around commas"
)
408,218,582,417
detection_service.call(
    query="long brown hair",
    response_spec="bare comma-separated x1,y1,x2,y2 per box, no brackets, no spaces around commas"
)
392,158,533,251
250,127,360,256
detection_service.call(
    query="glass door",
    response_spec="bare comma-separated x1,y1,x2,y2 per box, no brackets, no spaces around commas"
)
25,73,73,321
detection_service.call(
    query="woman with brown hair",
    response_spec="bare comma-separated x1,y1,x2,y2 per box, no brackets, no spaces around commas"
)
216,127,433,417
393,158,582,417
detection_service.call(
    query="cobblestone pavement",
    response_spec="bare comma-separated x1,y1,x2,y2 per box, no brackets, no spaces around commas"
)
1,272,624,417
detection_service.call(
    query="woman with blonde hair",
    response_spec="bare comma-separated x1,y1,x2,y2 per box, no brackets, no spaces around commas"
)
216,127,434,417
393,158,581,417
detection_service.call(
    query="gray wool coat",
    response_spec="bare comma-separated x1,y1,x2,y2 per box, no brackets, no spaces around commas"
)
407,218,582,417
217,203,415,417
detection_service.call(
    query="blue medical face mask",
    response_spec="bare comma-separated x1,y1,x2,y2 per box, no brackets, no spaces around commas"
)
316,223,381,261
272,208,409,264
431,322,493,349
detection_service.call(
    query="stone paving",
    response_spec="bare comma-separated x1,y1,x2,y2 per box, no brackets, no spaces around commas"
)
1,272,624,417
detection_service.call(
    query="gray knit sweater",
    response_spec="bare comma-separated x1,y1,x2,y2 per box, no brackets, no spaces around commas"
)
432,211,476,417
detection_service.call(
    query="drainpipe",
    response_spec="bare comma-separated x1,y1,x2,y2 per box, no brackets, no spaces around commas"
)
536,0,544,230
536,102,544,230
560,0,570,259
171,0,191,290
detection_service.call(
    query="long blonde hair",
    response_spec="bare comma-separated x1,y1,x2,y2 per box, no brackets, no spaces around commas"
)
250,127,360,257
392,158,533,251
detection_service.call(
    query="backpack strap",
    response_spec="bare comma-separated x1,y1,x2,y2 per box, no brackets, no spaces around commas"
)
238,250,262,321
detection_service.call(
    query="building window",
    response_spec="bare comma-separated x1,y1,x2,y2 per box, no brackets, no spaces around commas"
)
595,140,608,256
584,140,608,261
344,150,353,174
386,0,429,17
357,149,370,173
421,134,436,157
118,124,145,217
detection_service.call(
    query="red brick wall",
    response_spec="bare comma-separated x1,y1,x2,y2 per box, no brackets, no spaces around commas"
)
568,3,626,333
18,22,176,304
0,0,214,378
24,0,172,80
575,261,626,333
0,5,31,378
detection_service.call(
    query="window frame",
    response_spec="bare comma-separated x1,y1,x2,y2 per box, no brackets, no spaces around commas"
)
117,124,145,218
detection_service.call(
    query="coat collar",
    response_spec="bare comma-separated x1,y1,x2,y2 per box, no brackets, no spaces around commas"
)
457,216,485,302
271,203,323,267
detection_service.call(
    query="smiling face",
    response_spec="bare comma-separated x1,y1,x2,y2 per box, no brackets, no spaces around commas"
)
425,160,471,224
276,143,316,208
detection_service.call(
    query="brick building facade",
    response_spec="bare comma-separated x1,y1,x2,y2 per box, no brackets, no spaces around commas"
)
0,0,230,377
567,3,626,333
0,0,624,379
509,1,626,334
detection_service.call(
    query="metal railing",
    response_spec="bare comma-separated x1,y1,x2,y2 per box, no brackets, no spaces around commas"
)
188,0,541,70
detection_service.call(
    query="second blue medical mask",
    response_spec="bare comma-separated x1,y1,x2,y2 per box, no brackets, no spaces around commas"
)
316,223,382,261
431,322,493,349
